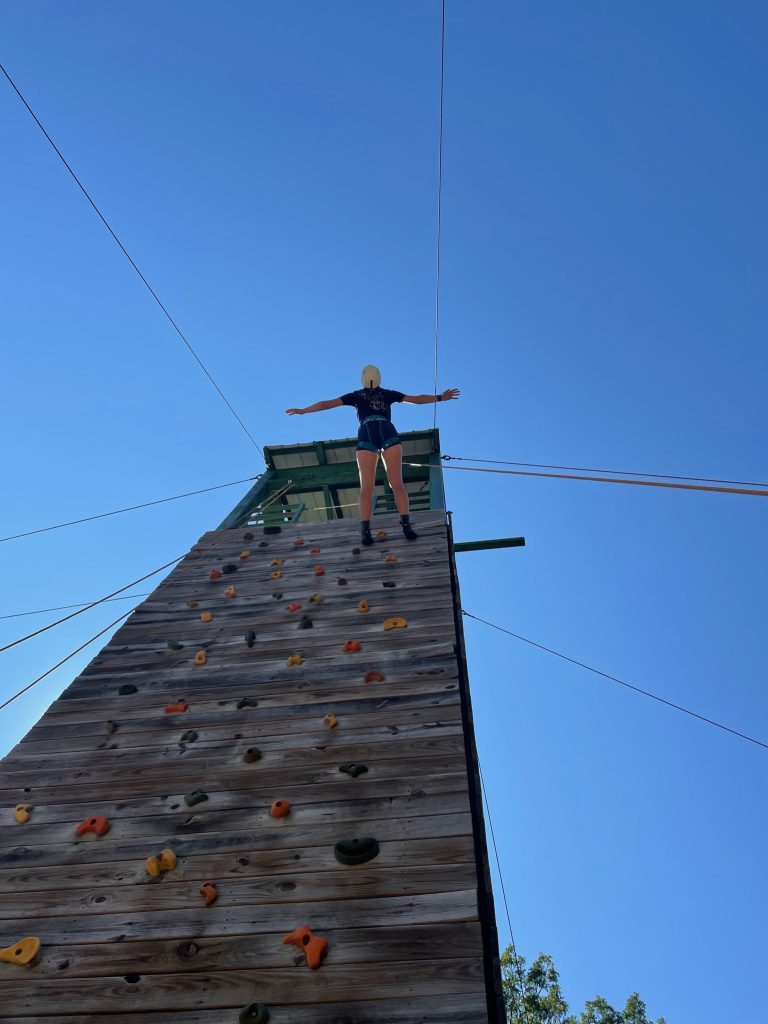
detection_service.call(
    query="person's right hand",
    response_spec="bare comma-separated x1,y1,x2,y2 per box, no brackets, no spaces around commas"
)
285,408,305,415
441,388,461,401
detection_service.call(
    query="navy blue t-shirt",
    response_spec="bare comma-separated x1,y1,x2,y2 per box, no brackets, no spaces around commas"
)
339,387,405,425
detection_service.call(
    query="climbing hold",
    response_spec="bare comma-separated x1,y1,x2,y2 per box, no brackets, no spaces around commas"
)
310,547,321,554
222,564,238,574
337,577,348,586
352,546,361,555
384,554,397,564
343,640,361,653
200,611,213,622
194,651,207,665
200,882,218,907
146,847,176,876
209,569,222,580
293,539,305,546
377,530,388,538
245,630,256,648
14,804,33,824
237,696,259,709
382,581,396,588
285,602,302,612
184,790,208,807
384,617,408,631
358,599,369,613
240,550,251,560
282,925,328,970
243,747,261,763
323,714,338,729
166,640,184,650
243,532,254,542
180,730,199,743
271,571,283,580
224,585,236,599
165,700,189,714
186,599,199,608
271,591,283,599
314,564,325,576
287,654,303,667
105,720,118,734
298,615,313,629
258,540,269,547
308,593,323,603
271,558,284,566
364,669,385,683
270,799,291,818
339,763,368,778
264,526,281,534
334,836,380,866
0,936,41,968
239,1004,270,1024
118,684,137,695
76,815,110,838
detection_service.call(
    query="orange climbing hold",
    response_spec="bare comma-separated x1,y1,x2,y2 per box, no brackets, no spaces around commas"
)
287,654,303,667
282,925,328,970
343,640,361,653
358,599,369,613
224,585,237,599
285,603,302,613
384,555,397,564
0,936,41,968
377,529,388,538
194,650,207,665
271,571,283,580
14,804,33,824
364,670,385,683
200,611,213,622
200,882,218,907
323,714,338,728
270,799,291,818
209,569,222,580
164,700,188,714
76,815,110,838
146,847,177,876
271,558,284,566
314,564,325,576
384,617,408,631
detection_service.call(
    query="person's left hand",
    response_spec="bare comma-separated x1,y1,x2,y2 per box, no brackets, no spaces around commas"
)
441,388,460,401
285,408,305,415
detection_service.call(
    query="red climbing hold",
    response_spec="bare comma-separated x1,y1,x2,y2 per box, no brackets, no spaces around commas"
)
209,569,222,580
343,640,362,653
76,815,110,837
294,538,305,546
364,670,385,683
314,565,325,576
310,547,321,554
164,700,189,714
285,603,302,613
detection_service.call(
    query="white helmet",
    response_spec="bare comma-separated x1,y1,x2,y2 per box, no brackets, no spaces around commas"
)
361,365,381,389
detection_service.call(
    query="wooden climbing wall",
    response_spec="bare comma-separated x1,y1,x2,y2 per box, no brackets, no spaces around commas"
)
0,510,504,1023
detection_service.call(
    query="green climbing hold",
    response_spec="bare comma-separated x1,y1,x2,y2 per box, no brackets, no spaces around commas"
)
334,836,380,865
237,697,258,709
298,615,313,629
243,747,261,763
118,684,138,695
258,540,269,547
239,1003,270,1024
222,563,238,574
339,763,368,778
271,591,283,600
166,640,184,650
184,789,208,807
382,581,396,588
180,730,199,743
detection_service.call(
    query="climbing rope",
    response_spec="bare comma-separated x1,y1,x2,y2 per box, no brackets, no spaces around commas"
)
462,609,768,750
432,0,446,430
0,556,183,654
0,609,132,712
0,475,260,544
408,460,768,498
0,593,152,622
0,62,264,458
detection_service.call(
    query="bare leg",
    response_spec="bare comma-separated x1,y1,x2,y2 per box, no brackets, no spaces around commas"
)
356,449,379,520
381,444,409,515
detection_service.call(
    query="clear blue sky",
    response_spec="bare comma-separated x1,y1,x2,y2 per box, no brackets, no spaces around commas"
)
2,3,766,1021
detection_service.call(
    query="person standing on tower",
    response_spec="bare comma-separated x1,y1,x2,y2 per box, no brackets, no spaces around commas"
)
286,365,460,545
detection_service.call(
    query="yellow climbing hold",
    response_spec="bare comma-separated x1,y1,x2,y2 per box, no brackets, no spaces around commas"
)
224,585,236,598
287,654,303,667
309,593,324,604
0,936,41,968
324,714,338,728
146,847,177,876
186,599,199,608
358,599,369,613
240,550,251,560
14,804,33,824
384,617,408,631
271,558,284,566
194,651,207,665
200,611,213,623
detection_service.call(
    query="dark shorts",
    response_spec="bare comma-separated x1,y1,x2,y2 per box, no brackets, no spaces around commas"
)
356,416,401,453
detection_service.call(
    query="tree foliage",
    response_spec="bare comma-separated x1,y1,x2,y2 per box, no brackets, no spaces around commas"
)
501,946,666,1024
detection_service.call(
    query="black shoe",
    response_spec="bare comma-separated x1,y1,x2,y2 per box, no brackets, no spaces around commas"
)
400,515,418,541
361,521,374,547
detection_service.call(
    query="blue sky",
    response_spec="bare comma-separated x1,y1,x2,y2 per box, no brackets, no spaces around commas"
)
2,3,766,1021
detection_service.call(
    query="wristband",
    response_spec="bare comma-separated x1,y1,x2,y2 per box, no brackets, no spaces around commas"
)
437,394,443,402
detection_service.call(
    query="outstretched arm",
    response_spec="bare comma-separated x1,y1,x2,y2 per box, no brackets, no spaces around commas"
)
402,388,460,405
285,398,343,416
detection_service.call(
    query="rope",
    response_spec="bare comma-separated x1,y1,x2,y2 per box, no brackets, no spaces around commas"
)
432,0,446,430
462,610,768,751
0,593,151,622
478,763,532,1024
0,476,259,544
0,62,264,458
442,454,768,490
0,556,183,654
0,610,132,712
407,461,768,498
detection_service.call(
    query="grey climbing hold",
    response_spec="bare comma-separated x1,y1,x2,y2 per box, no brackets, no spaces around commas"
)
184,789,208,807
245,630,256,648
237,697,258,709
166,640,184,650
382,581,396,588
271,592,283,600
180,730,199,743
239,1003,270,1024
339,763,368,778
